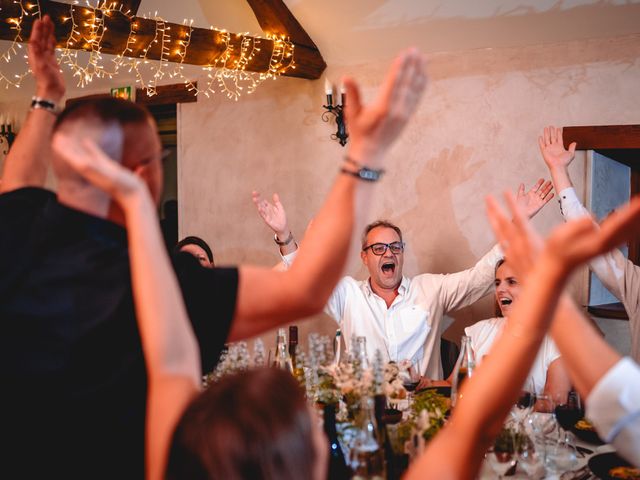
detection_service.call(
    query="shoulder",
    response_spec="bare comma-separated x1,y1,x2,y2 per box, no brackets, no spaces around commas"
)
465,317,502,340
0,186,53,213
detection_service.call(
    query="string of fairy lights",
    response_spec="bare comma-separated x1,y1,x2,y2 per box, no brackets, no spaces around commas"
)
0,0,296,100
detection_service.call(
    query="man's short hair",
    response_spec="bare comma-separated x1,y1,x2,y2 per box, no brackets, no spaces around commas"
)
54,96,151,132
175,236,214,264
361,220,403,249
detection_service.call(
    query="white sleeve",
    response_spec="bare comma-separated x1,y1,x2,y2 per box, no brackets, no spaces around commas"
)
323,277,351,325
281,250,297,269
559,187,634,304
586,357,640,466
559,187,640,360
436,244,503,313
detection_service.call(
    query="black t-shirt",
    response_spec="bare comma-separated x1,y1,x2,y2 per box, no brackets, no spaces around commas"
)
0,188,238,479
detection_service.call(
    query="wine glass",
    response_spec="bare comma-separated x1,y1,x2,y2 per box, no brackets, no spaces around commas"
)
554,390,583,431
511,390,534,426
485,427,517,479
401,358,421,403
545,430,578,474
517,432,544,479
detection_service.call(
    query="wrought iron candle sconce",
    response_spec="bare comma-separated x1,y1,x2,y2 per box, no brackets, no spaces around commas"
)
322,79,348,146
0,123,15,159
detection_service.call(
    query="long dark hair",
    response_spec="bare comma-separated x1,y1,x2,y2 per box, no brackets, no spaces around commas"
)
166,368,318,480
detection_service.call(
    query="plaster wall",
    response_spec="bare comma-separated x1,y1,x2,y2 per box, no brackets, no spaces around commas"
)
179,33,640,369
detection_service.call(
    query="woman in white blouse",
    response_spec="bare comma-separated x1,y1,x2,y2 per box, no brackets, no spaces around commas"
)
465,259,572,398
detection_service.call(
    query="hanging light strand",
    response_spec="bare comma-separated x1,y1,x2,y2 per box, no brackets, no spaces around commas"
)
0,0,41,89
0,1,297,99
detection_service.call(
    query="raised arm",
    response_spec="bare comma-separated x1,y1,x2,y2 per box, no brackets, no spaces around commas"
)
252,191,299,257
538,125,576,193
407,191,640,478
540,125,640,359
228,48,428,341
51,135,200,480
0,16,65,193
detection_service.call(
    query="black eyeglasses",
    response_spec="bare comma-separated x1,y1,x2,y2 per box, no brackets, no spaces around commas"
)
362,241,404,255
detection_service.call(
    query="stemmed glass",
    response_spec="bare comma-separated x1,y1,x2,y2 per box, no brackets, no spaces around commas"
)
401,359,421,404
554,390,583,431
511,390,534,427
485,426,517,479
517,432,544,479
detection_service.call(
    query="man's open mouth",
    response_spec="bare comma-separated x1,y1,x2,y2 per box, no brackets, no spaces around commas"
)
381,262,396,274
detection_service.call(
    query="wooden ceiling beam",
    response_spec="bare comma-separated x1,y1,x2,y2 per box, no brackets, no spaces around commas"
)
118,1,143,16
0,0,325,79
245,0,318,50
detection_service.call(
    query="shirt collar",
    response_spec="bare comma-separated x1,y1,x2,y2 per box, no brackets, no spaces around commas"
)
364,276,410,296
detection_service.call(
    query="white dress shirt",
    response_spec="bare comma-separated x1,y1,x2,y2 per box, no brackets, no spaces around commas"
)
464,317,561,394
283,245,503,379
559,187,640,361
586,357,640,466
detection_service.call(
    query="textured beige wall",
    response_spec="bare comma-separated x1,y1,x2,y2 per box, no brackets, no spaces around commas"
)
179,34,640,364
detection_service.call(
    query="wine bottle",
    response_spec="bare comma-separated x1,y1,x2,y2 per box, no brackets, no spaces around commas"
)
450,335,476,408
274,328,293,373
289,325,298,368
356,336,370,369
352,396,386,480
374,394,396,480
323,403,350,480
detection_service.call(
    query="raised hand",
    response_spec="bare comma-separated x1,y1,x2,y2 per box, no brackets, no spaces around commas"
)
252,191,290,239
28,15,65,101
538,126,576,171
488,191,640,280
486,192,543,280
343,48,427,167
515,178,554,219
52,133,145,204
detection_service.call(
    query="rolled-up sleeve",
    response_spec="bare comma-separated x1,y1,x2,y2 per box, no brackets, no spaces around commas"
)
586,357,640,466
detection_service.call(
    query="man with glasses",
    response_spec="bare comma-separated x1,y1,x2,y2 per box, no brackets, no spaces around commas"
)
255,183,554,379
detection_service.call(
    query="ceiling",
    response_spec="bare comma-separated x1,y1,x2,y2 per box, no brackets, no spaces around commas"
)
1,0,640,99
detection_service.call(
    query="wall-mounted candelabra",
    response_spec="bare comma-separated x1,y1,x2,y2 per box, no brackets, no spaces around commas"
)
322,79,348,146
0,122,16,159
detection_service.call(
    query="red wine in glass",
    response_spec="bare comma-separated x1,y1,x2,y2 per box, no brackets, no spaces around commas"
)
403,380,419,392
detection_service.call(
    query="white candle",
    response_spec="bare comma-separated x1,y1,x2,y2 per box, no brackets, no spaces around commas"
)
324,77,332,95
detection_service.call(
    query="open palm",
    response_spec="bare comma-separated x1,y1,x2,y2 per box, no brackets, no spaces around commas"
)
538,126,576,170
515,179,554,219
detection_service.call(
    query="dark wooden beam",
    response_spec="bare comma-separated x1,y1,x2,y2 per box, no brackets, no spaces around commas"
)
65,82,198,108
245,0,318,50
0,0,325,79
136,83,197,106
563,125,640,150
118,0,142,16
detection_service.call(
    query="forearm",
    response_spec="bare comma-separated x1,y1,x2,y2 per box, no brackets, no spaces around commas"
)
548,165,573,193
550,295,620,398
230,172,376,340
124,190,201,383
0,108,56,193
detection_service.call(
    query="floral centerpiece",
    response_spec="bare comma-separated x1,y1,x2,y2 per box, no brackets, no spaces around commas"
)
394,389,449,456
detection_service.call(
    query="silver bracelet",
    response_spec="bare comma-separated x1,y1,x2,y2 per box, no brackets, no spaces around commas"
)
274,232,294,246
